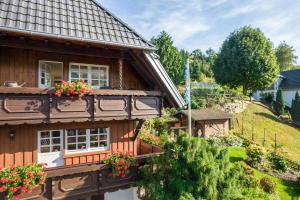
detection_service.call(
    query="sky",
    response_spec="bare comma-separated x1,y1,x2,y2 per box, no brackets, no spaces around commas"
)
99,0,300,63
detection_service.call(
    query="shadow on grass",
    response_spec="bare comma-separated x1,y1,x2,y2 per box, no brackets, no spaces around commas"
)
281,179,300,199
254,112,282,123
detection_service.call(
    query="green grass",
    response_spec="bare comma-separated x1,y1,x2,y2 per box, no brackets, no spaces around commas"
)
228,147,300,200
233,102,300,163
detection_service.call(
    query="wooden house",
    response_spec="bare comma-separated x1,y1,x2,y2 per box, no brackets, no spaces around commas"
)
172,109,232,137
0,0,184,199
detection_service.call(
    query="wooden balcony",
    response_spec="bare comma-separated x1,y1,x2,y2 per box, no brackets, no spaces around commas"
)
0,87,163,125
0,152,162,200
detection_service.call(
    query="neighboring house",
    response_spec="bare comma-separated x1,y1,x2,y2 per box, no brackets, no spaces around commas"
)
253,69,300,107
172,108,232,138
0,1,184,199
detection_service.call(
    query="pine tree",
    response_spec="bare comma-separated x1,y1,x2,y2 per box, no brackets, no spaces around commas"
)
274,89,285,115
137,134,270,200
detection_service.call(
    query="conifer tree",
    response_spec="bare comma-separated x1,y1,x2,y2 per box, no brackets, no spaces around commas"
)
291,91,300,122
137,134,269,200
274,89,285,115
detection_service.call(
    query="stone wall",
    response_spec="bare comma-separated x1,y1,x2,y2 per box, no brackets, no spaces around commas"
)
214,100,248,114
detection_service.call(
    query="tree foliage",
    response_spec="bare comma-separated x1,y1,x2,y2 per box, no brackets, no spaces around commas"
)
275,41,298,71
274,89,285,115
291,92,300,123
212,26,279,95
137,134,269,200
151,31,185,85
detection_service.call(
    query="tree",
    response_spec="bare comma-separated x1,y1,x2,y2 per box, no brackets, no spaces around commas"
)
275,41,298,71
190,49,205,81
274,89,285,115
137,134,270,200
205,48,218,77
212,26,279,96
291,92,300,123
151,31,185,85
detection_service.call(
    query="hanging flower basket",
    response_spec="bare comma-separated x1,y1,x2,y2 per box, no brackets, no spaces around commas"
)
0,163,47,200
104,152,137,178
54,80,94,98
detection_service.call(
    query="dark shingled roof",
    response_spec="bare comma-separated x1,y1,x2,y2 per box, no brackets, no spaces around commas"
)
0,0,154,50
280,69,300,90
179,108,232,121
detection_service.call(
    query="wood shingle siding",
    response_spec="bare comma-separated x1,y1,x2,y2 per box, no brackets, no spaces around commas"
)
0,120,138,168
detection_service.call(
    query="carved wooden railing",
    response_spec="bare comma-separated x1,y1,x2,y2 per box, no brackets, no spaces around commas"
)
0,153,161,200
0,87,163,125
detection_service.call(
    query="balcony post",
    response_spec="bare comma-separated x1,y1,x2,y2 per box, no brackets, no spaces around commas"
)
118,58,123,90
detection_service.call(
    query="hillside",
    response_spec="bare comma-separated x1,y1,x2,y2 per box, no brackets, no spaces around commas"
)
233,102,300,163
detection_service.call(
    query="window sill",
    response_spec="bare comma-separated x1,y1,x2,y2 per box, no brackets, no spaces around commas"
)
64,149,111,158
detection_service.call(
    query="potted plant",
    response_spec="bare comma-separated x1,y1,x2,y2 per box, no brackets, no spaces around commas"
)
0,163,47,200
54,80,93,98
104,152,137,178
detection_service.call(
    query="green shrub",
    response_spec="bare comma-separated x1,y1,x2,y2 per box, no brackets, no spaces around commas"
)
260,177,276,194
260,92,274,104
208,135,244,147
246,144,266,166
268,154,288,172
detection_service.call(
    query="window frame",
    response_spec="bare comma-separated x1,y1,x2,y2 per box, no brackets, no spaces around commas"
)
65,128,110,154
37,130,64,154
68,63,110,89
38,60,63,88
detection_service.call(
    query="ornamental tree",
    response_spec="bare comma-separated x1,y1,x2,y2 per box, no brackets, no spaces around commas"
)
137,134,269,200
213,26,279,96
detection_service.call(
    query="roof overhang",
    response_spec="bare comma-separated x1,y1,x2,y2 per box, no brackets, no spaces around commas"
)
144,52,185,108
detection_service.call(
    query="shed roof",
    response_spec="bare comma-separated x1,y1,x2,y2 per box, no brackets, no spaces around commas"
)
0,0,154,50
178,108,232,121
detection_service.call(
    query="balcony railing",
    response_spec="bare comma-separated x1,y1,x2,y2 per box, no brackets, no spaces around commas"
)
0,87,163,125
0,152,162,200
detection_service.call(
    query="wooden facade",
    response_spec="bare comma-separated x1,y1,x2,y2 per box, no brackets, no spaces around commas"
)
0,33,165,199
0,46,149,90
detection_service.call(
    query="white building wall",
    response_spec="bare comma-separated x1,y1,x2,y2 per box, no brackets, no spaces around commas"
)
282,90,300,107
105,187,140,200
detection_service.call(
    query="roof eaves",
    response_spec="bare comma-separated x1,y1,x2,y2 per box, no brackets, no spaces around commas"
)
0,26,156,50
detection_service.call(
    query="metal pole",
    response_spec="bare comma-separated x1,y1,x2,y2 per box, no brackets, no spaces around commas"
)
187,59,192,136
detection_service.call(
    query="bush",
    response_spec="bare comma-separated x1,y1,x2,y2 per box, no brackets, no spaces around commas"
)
260,92,274,104
259,177,276,194
208,135,244,147
138,134,271,200
246,144,266,166
268,154,288,172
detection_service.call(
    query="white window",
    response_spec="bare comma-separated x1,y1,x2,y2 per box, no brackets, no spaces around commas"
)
65,128,110,153
69,63,109,89
38,130,63,153
39,61,63,88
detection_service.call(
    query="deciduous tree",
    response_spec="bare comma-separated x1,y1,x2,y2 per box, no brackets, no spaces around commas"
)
212,26,279,96
275,41,298,71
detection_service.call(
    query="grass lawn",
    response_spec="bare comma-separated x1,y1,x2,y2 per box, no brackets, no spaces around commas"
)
228,147,300,200
232,102,300,163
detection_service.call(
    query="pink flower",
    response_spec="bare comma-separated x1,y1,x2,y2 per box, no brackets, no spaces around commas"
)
0,185,6,192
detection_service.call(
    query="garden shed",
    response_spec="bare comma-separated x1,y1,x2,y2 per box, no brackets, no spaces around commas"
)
172,108,232,137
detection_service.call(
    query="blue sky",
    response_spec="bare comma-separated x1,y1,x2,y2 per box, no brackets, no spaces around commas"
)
100,0,300,63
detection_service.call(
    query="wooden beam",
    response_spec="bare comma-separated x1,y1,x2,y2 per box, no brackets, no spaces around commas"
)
0,36,129,59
